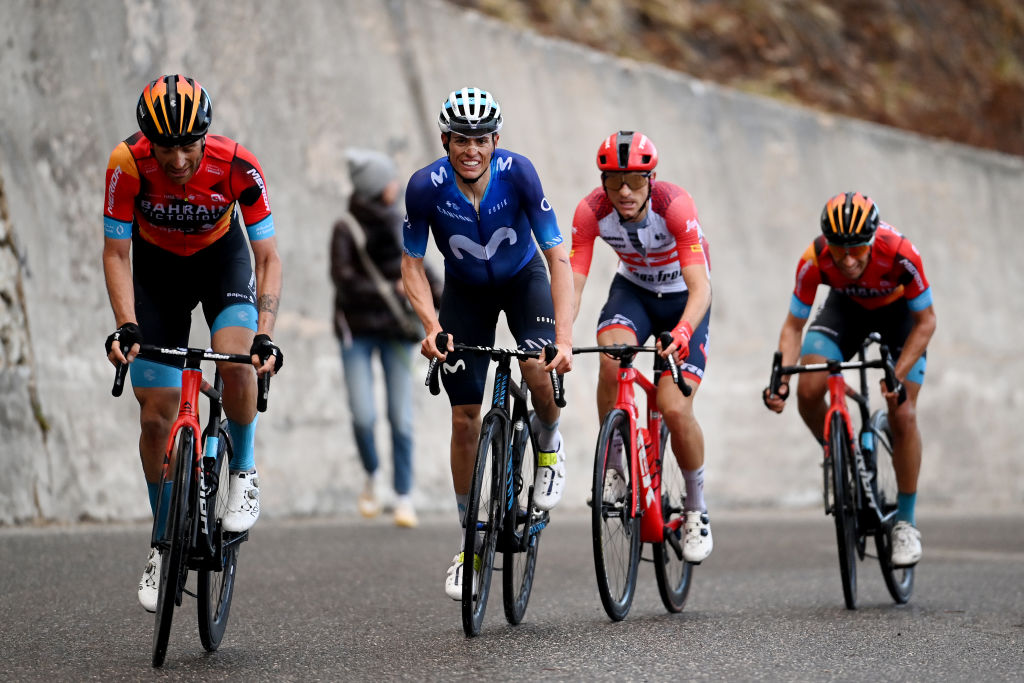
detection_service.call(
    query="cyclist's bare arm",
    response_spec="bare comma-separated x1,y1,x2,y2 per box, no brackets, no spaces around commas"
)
764,311,807,413
660,262,711,359
541,243,574,374
572,271,588,323
102,235,139,365
401,252,446,359
251,235,283,375
893,305,935,383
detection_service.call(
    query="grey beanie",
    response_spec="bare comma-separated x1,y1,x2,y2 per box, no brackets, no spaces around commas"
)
346,148,396,202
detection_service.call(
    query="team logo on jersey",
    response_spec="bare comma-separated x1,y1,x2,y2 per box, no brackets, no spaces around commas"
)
431,165,449,187
540,197,552,212
449,227,516,260
496,156,513,172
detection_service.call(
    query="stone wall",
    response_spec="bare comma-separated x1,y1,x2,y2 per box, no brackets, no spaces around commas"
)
1,0,1021,524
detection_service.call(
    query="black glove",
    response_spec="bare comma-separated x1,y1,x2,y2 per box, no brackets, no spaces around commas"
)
105,323,143,356
250,333,283,372
762,382,789,408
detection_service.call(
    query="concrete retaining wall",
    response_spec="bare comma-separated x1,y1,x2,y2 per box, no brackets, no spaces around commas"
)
1,0,1021,524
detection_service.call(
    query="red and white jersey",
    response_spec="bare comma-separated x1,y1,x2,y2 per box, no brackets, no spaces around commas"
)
570,181,710,294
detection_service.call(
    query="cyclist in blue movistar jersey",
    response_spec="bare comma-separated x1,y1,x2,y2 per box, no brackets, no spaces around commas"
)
401,87,574,600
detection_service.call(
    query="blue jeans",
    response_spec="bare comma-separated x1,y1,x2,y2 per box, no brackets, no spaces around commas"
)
340,335,415,495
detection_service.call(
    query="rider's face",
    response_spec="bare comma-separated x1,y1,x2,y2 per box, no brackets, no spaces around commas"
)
828,243,872,279
446,133,497,181
152,139,204,185
604,171,653,222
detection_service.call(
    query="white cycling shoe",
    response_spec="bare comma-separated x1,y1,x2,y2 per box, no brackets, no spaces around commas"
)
890,520,922,567
682,511,713,563
138,548,160,612
444,552,479,601
533,439,566,511
223,469,260,532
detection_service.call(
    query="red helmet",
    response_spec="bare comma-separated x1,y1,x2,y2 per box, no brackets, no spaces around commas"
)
596,131,658,172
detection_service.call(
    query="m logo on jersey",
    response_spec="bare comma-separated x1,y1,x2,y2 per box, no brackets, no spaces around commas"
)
496,156,513,172
443,359,466,374
431,165,449,187
449,227,516,260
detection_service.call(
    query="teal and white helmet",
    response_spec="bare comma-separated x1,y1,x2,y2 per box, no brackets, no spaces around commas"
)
437,86,503,136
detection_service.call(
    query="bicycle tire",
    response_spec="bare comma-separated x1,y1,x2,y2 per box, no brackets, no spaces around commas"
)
462,415,503,637
829,412,859,610
592,409,641,621
152,428,196,667
198,422,240,651
869,410,914,603
502,414,540,625
652,422,693,613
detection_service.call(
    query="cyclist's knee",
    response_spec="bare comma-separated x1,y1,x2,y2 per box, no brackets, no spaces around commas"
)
218,361,256,389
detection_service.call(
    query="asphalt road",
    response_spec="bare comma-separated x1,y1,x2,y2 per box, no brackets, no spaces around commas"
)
1,508,1021,681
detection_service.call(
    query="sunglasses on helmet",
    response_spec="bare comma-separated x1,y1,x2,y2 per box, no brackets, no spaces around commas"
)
602,172,651,191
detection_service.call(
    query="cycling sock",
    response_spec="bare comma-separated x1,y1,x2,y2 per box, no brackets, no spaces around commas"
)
532,416,560,452
896,492,917,525
227,414,258,472
456,493,469,528
682,466,706,512
608,431,625,473
147,481,173,539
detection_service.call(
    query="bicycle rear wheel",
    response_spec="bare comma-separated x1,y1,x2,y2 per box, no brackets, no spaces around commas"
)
869,410,914,603
652,422,693,613
592,409,641,621
502,414,541,625
828,412,859,610
198,422,241,651
153,428,197,667
462,415,503,637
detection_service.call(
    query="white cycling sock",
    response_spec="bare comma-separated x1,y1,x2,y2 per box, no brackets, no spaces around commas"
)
683,465,706,512
533,416,560,452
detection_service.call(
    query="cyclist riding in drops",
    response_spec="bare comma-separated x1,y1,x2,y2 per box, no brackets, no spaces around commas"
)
763,191,936,567
102,75,284,612
570,131,714,563
400,87,574,600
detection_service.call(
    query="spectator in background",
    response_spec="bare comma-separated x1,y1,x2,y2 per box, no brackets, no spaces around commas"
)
331,148,440,528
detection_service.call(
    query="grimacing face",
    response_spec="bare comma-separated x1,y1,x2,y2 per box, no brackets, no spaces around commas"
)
152,138,204,185
445,132,497,182
604,171,654,222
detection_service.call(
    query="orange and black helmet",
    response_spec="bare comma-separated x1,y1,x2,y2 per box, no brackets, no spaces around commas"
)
820,191,880,246
596,131,658,172
136,75,213,147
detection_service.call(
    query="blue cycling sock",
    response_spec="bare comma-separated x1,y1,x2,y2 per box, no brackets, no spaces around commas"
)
227,414,258,472
147,481,173,539
896,492,917,525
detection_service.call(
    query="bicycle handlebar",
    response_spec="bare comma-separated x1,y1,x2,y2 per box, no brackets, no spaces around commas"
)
111,344,273,412
425,332,566,407
571,332,691,397
768,341,906,406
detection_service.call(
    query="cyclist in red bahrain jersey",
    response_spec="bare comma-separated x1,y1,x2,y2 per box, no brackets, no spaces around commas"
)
571,131,714,564
102,75,283,612
763,191,936,568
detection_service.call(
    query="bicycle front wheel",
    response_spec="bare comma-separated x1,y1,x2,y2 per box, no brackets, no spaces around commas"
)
502,413,540,625
153,427,197,667
198,422,241,651
829,412,859,610
462,415,503,637
869,410,914,603
652,422,693,613
592,409,641,621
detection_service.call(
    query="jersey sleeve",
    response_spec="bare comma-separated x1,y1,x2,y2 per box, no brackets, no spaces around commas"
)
103,143,140,239
569,195,600,276
511,155,563,250
230,143,275,241
896,239,933,311
402,169,432,258
790,242,822,318
662,189,707,269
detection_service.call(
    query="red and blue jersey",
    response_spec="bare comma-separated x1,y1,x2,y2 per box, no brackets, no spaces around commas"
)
790,224,932,317
103,133,274,257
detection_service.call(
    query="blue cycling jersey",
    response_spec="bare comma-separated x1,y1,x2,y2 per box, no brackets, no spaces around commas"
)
403,149,563,285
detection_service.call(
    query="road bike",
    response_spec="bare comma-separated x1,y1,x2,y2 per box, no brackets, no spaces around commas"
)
425,332,564,636
768,333,913,609
574,332,694,621
112,345,271,666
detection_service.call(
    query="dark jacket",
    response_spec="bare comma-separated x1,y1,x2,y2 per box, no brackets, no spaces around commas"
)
330,195,440,341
